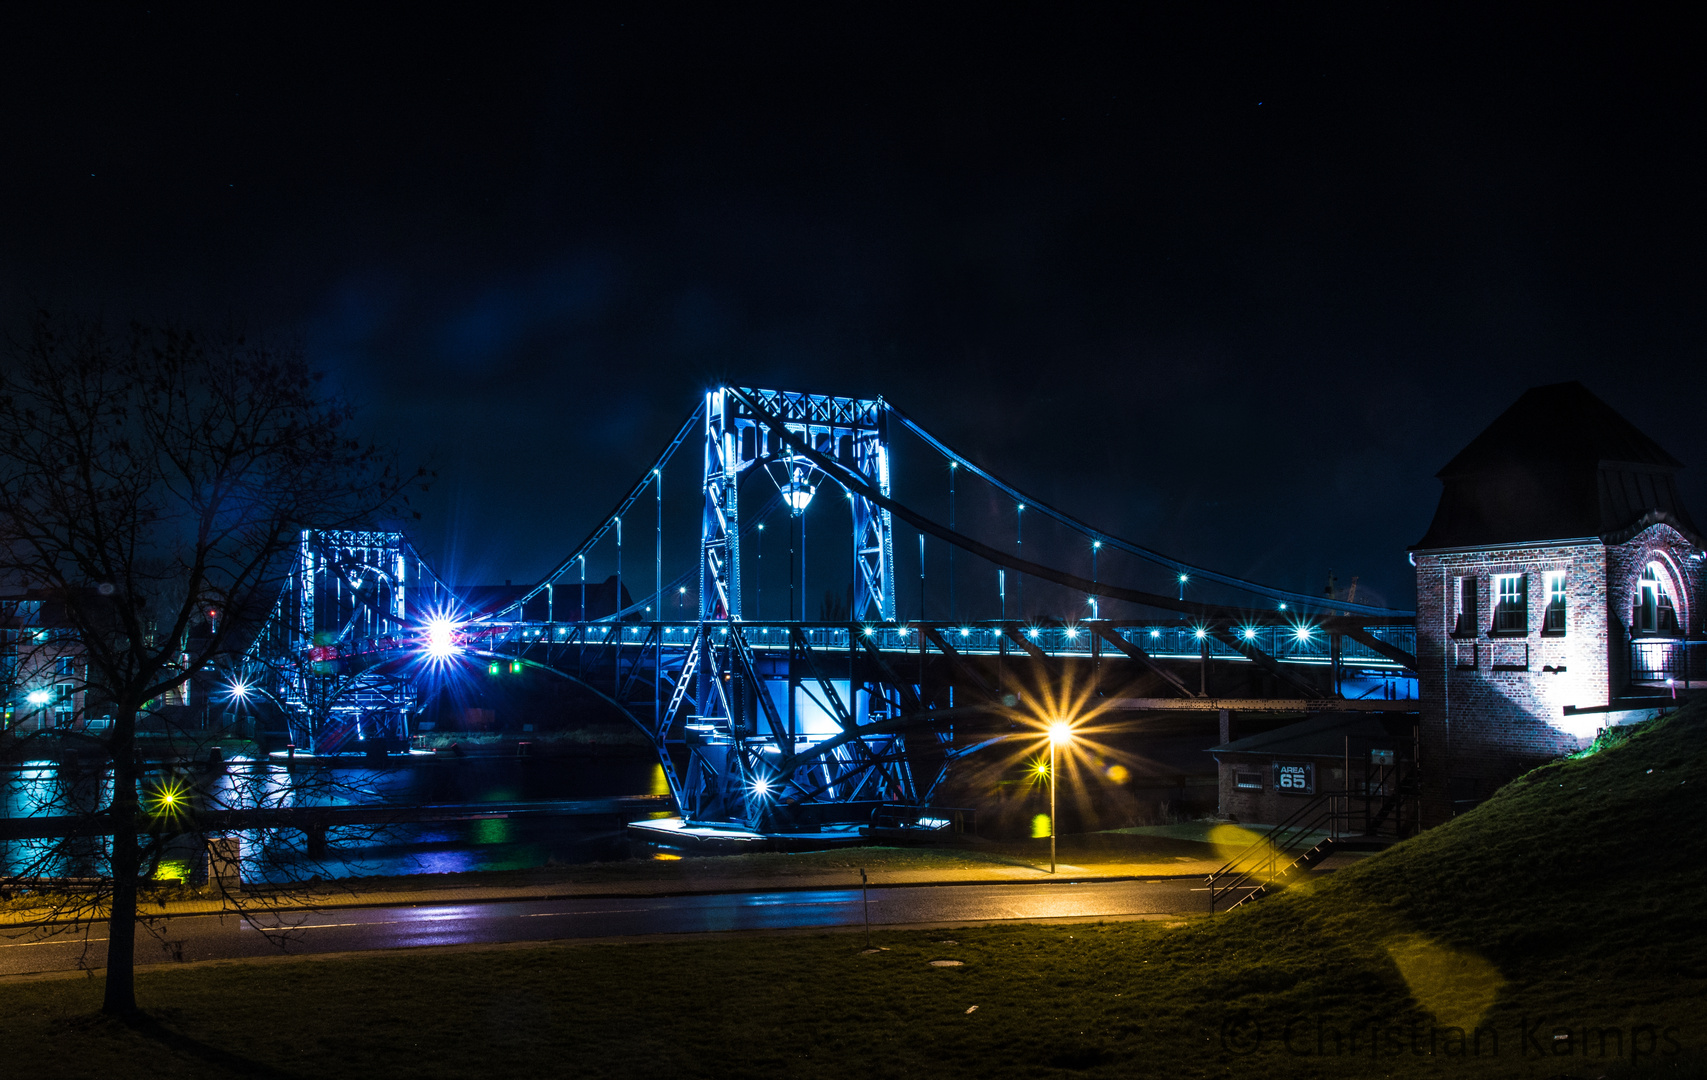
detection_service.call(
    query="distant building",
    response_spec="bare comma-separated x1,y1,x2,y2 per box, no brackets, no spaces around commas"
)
1411,382,1703,822
1210,711,1418,829
1,590,91,731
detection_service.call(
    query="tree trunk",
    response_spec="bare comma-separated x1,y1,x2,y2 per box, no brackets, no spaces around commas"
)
102,707,139,1018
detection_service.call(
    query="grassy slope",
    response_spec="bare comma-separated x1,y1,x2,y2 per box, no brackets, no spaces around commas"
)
2,704,1704,1079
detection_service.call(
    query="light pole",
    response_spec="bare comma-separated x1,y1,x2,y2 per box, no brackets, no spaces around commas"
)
1047,720,1072,874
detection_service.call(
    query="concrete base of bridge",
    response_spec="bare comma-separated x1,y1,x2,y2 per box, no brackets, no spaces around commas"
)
628,816,870,854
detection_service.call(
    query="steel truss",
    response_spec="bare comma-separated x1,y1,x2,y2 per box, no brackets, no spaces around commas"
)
242,385,1418,833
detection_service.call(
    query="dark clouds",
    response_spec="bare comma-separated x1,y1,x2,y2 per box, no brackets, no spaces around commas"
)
3,6,1703,608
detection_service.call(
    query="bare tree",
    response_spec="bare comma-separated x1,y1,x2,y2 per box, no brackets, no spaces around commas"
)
0,311,412,1016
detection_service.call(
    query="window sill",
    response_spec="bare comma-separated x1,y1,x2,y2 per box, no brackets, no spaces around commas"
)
1487,630,1529,639
1491,664,1530,672
1540,630,1566,638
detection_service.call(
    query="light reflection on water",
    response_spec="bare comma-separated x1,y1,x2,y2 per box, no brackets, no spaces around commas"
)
2,755,658,881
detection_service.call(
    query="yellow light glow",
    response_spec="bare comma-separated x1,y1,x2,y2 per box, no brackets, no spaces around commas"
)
652,853,683,861
1048,721,1073,745
1385,935,1506,1031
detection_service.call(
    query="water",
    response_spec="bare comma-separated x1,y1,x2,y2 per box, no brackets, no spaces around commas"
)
1,753,665,882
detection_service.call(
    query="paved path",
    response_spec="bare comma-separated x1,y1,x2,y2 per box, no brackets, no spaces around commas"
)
0,877,1203,976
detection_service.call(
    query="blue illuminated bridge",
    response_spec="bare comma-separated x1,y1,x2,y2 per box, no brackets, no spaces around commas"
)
243,387,1417,834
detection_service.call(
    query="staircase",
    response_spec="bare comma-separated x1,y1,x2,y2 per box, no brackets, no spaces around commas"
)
1205,798,1406,913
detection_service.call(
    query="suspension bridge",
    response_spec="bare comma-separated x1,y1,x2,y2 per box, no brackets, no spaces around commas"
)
242,386,1418,837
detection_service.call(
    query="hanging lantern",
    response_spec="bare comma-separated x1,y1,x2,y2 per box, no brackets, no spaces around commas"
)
765,452,823,514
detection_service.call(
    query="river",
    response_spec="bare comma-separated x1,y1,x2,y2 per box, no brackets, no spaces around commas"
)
0,752,664,882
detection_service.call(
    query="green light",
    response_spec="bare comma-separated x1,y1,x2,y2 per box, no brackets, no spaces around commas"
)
488,662,500,676
510,660,522,674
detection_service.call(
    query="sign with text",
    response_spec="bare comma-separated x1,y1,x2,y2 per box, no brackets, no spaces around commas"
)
1273,761,1315,795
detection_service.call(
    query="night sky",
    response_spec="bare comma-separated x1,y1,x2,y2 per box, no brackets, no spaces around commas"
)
5,7,1703,615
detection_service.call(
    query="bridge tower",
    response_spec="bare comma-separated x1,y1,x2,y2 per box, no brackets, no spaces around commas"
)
250,529,448,754
683,387,900,824
700,387,894,624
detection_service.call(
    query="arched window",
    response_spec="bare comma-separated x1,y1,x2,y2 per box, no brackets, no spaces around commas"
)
1636,562,1680,637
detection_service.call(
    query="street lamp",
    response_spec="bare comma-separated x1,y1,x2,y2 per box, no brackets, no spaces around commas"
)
1047,720,1073,874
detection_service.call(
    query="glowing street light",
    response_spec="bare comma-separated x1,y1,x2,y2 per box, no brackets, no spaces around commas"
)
26,689,51,706
1045,720,1074,874
425,617,458,659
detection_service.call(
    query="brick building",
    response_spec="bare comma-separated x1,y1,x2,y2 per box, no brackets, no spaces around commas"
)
1411,382,1703,822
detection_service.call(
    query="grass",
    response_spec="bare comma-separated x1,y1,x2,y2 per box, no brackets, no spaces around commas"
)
3,702,1705,1078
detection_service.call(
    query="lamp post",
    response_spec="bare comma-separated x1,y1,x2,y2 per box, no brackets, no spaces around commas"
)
1047,720,1072,874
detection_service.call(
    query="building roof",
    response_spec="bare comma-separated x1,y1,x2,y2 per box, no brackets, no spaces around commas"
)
1414,381,1700,550
1209,710,1417,758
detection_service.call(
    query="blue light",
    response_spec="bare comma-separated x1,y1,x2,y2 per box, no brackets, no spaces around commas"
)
425,618,458,659
863,626,874,637
1149,629,1160,638
1065,627,1078,640
1193,628,1205,640
1294,626,1312,641
1027,628,1039,639
959,627,970,638
1242,627,1257,640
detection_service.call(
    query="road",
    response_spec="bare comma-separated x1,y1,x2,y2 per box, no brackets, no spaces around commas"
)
0,877,1202,976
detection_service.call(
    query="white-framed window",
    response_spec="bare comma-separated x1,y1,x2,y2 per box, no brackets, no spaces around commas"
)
1452,576,1478,637
1543,571,1567,633
1493,573,1527,633
1636,562,1679,636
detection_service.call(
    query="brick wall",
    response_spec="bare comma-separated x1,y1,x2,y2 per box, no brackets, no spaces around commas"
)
1216,754,1345,825
1417,542,1605,824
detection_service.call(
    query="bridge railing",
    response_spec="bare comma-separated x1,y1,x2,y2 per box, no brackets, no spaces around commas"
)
473,620,1416,669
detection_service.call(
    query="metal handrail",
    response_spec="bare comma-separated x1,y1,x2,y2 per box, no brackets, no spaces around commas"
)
1205,792,1347,913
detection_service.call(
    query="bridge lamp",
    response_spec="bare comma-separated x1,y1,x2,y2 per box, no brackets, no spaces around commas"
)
863,625,874,637
1149,629,1161,638
1192,627,1206,641
425,617,458,659
766,455,822,514
1294,626,1313,642
1027,627,1039,639
751,775,772,797
1064,626,1079,640
228,680,250,700
1242,627,1257,641
959,627,971,638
